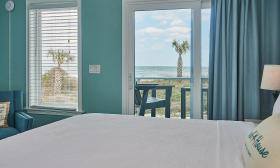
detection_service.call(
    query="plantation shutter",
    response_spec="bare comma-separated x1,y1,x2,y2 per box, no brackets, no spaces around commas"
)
28,2,79,110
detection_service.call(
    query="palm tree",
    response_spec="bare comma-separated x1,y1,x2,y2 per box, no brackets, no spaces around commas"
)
48,49,74,94
172,40,190,77
48,49,74,68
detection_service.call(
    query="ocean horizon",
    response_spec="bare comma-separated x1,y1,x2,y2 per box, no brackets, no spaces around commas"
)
136,66,209,78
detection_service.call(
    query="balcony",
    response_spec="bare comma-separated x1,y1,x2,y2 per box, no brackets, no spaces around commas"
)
135,77,208,119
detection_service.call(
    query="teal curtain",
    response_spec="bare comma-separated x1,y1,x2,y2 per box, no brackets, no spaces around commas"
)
208,0,280,120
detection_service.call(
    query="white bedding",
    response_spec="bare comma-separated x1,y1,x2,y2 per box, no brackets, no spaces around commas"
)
0,114,255,168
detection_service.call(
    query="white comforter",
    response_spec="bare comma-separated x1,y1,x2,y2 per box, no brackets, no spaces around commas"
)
0,114,255,168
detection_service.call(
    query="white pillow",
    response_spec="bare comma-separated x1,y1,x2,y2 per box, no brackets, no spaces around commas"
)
243,114,280,168
272,96,280,115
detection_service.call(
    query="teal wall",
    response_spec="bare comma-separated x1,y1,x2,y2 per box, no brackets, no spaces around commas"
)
0,1,9,89
82,0,122,113
0,0,122,127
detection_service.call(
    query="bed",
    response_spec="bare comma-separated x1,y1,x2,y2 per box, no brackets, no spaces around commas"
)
0,114,256,168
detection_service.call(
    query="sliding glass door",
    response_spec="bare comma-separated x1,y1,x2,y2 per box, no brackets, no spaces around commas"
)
123,0,211,119
135,9,192,118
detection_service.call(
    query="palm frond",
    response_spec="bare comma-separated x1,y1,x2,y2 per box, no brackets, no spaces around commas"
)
48,49,74,67
172,39,189,56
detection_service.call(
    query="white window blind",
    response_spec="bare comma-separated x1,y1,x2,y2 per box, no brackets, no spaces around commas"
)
28,4,79,110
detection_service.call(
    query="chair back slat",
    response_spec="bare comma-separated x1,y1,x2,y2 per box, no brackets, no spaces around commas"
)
135,84,173,118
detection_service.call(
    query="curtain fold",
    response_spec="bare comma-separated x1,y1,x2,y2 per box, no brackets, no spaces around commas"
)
208,0,269,120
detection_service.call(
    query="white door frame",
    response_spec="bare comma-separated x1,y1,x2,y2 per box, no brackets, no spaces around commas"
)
122,0,210,118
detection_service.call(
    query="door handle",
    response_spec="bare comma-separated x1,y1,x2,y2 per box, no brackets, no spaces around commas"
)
128,73,134,90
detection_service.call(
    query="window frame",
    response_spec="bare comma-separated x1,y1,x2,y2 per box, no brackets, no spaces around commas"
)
26,0,83,113
122,0,211,118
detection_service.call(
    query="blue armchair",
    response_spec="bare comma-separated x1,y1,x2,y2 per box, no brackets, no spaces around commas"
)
0,91,34,140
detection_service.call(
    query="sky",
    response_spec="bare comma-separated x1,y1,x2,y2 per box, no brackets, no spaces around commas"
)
135,9,211,68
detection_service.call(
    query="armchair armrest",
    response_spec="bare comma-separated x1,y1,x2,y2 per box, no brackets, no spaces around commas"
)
136,84,158,91
151,85,174,99
153,85,174,90
15,112,34,132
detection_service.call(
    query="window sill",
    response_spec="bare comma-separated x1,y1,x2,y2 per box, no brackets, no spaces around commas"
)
26,108,84,117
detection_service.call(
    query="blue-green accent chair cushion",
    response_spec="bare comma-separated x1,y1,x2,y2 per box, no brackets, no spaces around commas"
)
0,127,19,139
0,91,34,140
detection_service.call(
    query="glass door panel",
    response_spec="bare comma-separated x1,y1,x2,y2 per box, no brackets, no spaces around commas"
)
135,9,192,118
201,9,211,119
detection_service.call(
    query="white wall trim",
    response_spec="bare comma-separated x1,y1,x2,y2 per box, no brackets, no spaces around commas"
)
77,0,83,112
26,0,29,109
122,0,210,116
191,8,202,119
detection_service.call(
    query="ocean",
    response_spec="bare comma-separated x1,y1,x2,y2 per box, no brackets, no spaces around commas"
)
135,66,209,78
